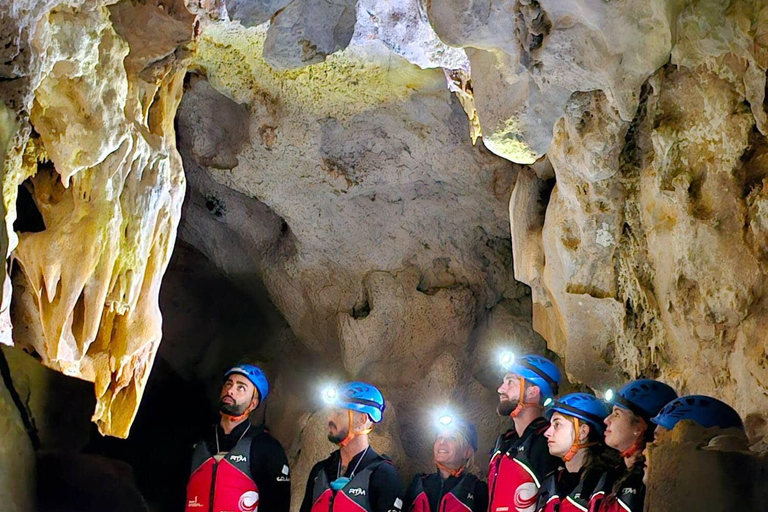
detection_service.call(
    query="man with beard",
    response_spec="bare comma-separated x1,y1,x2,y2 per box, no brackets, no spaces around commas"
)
185,365,291,512
488,354,561,512
300,381,403,512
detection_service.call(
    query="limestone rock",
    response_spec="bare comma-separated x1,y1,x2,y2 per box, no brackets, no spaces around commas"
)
0,371,35,512
507,0,768,420
263,0,358,70
645,421,768,511
2,0,195,437
426,0,681,162
1,345,94,451
226,0,293,27
354,0,469,72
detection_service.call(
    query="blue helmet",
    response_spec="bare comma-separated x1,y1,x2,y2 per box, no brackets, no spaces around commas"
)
502,354,560,400
651,395,744,432
546,393,610,434
225,364,269,401
606,379,678,422
330,382,386,423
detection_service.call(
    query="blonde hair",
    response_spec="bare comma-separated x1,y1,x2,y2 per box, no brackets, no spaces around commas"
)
436,428,478,473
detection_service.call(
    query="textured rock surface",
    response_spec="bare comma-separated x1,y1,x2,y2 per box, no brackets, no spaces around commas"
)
1,345,94,451
506,0,768,426
645,421,768,511
1,0,194,437
0,5,767,512
178,19,544,504
427,0,682,163
0,372,35,512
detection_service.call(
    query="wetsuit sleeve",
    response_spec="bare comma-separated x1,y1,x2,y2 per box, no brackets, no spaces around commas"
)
528,433,560,483
300,462,324,512
370,462,405,512
403,474,421,512
473,478,489,512
250,435,291,512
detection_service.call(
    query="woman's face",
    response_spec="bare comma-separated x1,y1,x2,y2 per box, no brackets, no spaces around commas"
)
545,412,576,458
434,431,472,469
604,406,644,452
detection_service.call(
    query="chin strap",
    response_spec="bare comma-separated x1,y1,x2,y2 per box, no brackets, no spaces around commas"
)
220,392,257,423
562,417,598,462
339,409,373,447
510,377,541,418
435,461,466,478
620,419,647,459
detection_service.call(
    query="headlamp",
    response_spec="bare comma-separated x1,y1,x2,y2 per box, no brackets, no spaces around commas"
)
438,414,453,426
499,351,515,368
322,386,338,403
605,389,615,402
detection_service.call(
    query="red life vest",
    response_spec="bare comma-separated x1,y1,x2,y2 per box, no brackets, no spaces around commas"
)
488,423,550,512
537,470,604,512
310,458,389,512
185,434,258,512
408,472,479,512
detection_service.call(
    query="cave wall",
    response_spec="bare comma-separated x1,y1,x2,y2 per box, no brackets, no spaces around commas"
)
0,0,767,509
175,20,551,495
493,0,768,423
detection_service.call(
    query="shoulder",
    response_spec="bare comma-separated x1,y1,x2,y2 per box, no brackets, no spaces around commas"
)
250,429,286,450
407,473,428,489
368,457,401,486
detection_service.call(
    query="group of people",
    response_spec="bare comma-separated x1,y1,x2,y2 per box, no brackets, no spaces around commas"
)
184,353,746,512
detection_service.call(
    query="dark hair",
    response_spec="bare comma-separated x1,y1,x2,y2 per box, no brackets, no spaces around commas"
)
610,411,650,494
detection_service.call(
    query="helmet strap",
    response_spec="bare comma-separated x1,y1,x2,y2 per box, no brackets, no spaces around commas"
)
435,461,466,478
620,419,647,459
339,409,373,447
510,377,540,418
220,390,258,423
562,418,597,462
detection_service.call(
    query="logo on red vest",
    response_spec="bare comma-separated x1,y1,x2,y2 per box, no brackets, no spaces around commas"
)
239,491,259,512
187,496,204,508
513,482,538,512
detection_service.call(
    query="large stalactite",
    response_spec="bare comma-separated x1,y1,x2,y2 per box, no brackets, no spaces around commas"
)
1,0,194,438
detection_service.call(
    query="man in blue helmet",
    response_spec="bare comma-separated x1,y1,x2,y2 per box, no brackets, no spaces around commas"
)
488,353,562,512
300,381,404,512
185,364,291,512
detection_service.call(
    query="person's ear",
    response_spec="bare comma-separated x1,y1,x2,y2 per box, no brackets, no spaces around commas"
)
525,384,541,403
579,423,591,443
353,411,370,430
250,394,260,409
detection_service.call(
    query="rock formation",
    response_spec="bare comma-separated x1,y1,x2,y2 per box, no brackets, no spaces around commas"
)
1,0,194,439
0,0,767,510
500,0,768,420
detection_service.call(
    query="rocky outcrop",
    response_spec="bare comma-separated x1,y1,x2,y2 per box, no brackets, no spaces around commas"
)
0,366,35,512
645,421,768,511
1,0,195,438
503,1,768,424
